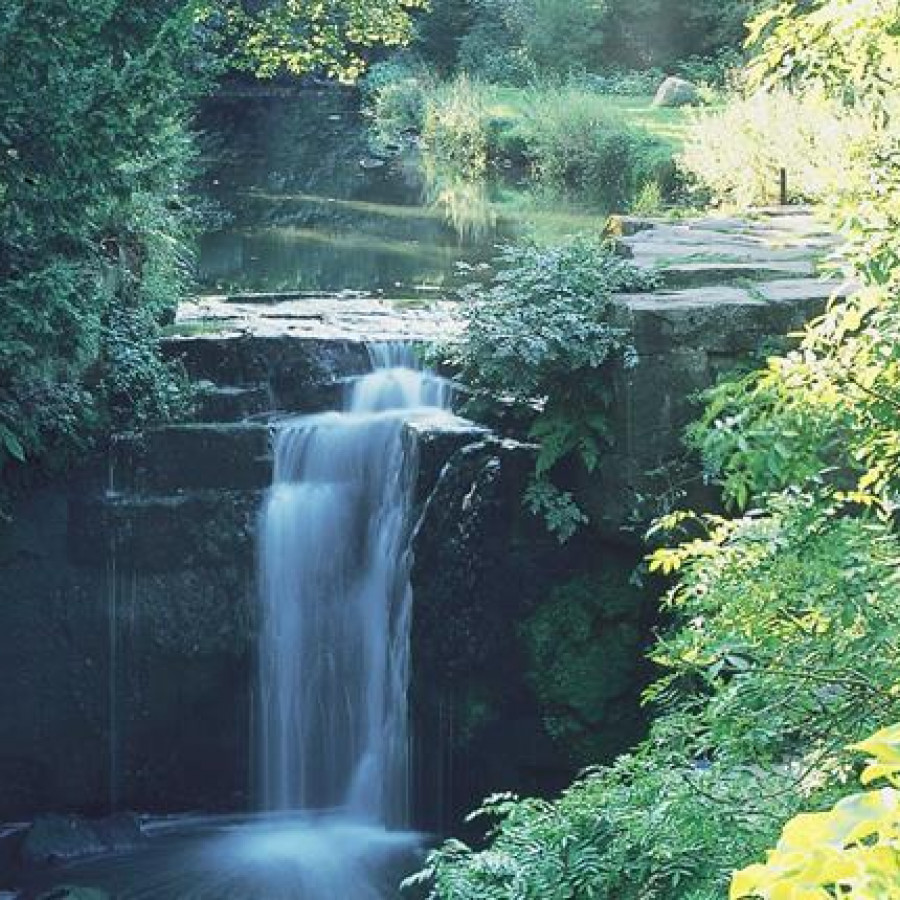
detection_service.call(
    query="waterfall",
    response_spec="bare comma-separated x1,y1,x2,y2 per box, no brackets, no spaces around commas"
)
257,343,451,827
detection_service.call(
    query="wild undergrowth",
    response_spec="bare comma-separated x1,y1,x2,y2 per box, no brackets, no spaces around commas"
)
413,2,900,898
364,68,681,208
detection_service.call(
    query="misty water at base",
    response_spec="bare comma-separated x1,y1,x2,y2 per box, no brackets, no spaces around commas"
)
20,813,422,900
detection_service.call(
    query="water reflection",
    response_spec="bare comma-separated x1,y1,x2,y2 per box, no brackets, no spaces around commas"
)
422,164,499,243
197,91,608,297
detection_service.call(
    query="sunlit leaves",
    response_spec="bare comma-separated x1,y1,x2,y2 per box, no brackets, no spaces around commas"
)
745,0,900,109
732,726,900,900
199,0,428,81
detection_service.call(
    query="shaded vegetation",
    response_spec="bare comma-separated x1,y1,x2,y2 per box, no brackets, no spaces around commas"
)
447,235,656,540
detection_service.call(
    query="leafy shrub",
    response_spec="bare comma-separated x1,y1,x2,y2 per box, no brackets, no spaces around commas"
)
450,234,656,539
0,1,200,499
674,50,743,89
733,723,900,900
520,88,676,207
457,15,537,85
585,68,665,96
421,76,495,175
681,88,872,207
363,57,434,150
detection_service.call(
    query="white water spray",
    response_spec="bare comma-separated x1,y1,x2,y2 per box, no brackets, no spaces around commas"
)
257,344,452,826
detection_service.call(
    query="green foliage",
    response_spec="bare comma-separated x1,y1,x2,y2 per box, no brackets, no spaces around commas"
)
0,0,200,490
455,8,536,86
516,87,676,207
733,723,900,900
601,0,758,68
744,0,900,102
516,0,608,78
363,56,434,150
203,0,428,82
1,0,422,499
364,73,680,207
455,0,609,83
410,0,755,80
421,76,495,175
521,574,650,762
412,0,476,74
449,235,656,539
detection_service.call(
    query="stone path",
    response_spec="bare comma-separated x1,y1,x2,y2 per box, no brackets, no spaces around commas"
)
615,206,852,307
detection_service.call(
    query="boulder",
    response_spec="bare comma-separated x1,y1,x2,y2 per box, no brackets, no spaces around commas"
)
19,814,143,869
653,76,699,108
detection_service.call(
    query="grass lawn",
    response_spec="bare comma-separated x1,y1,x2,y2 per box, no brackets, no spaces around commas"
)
487,88,704,152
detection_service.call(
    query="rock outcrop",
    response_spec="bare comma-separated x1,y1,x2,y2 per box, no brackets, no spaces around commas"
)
653,76,700,107
0,209,844,827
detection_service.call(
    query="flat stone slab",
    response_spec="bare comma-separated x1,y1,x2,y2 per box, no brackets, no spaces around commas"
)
174,294,463,342
621,208,840,288
619,276,852,313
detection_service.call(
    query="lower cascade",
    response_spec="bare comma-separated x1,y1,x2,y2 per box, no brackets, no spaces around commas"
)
259,343,450,823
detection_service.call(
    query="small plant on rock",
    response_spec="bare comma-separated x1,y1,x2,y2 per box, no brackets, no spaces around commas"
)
450,234,657,540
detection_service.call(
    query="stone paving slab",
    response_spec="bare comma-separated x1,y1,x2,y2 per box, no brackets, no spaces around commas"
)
175,295,463,342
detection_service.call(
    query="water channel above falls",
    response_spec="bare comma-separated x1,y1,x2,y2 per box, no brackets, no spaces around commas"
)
196,87,605,298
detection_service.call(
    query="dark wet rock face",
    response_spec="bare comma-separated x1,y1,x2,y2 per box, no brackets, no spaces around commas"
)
410,439,581,830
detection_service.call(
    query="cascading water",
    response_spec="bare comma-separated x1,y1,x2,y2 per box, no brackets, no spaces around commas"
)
23,346,451,900
258,343,450,826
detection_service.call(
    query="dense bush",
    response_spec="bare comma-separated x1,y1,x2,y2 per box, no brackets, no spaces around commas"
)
681,88,871,207
0,1,201,492
363,56,434,150
421,76,495,176
449,234,656,540
517,87,675,207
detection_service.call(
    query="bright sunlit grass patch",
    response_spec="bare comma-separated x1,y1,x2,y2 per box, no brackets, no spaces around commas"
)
487,88,701,151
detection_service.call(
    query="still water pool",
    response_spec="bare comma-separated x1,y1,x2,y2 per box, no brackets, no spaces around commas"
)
196,88,604,297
